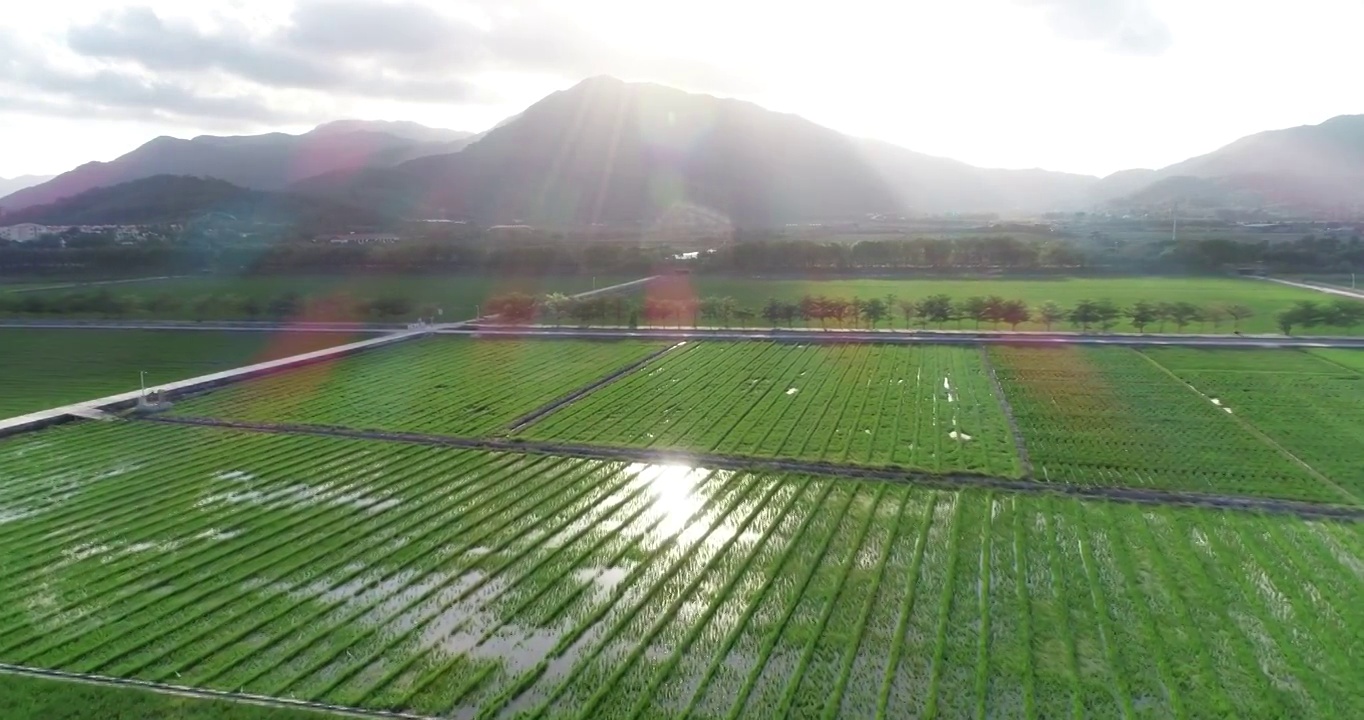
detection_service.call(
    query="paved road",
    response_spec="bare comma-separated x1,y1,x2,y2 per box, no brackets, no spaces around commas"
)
1264,276,1364,301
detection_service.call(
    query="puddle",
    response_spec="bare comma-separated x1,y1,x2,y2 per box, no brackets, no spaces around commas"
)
0,506,37,524
785,388,798,395
572,566,631,596
948,431,973,441
194,528,241,542
213,470,256,482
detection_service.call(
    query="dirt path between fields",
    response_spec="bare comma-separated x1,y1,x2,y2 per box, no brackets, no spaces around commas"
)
143,415,1364,522
504,341,688,432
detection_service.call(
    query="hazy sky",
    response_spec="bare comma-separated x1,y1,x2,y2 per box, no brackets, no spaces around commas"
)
1,0,1360,178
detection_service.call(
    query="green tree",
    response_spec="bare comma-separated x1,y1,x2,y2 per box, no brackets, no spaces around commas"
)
1038,301,1065,331
920,294,954,328
1068,299,1099,331
1000,299,1030,330
762,297,783,328
864,298,889,328
960,296,990,329
983,295,1008,328
1169,302,1203,332
1128,300,1159,333
1324,299,1364,330
1225,304,1254,330
1094,299,1122,331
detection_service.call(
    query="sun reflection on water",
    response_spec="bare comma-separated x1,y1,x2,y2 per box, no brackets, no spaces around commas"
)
627,462,709,538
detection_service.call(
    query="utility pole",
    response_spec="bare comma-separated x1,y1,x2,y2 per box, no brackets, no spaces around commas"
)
1171,203,1178,243
140,370,146,400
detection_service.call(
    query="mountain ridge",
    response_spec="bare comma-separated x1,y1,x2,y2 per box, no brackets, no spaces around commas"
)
0,121,475,212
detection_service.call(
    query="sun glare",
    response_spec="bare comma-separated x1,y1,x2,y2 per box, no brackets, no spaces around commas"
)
627,462,708,538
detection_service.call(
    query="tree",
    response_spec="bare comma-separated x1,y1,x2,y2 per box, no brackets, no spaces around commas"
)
1168,302,1203,332
864,298,889,328
1277,308,1297,336
920,294,954,328
1038,301,1064,331
1128,300,1158,333
762,297,783,328
1205,304,1230,330
1324,299,1364,330
961,296,990,329
849,297,866,329
798,295,820,328
779,301,800,328
1093,299,1122,331
539,292,571,326
1068,299,1099,331
983,295,1008,328
1000,299,1030,330
898,299,918,328
1225,304,1253,330
1155,302,1177,332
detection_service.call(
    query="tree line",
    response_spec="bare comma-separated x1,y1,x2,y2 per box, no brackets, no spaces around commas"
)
0,288,440,321
485,291,1364,335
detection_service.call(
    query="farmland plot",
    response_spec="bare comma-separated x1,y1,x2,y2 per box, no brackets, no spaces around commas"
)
527,342,1022,477
2,420,1360,718
989,346,1352,504
170,338,664,436
0,328,357,420
1142,348,1364,501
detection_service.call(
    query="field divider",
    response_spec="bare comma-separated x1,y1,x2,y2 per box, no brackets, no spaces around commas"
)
138,415,1364,522
0,662,440,720
504,341,689,433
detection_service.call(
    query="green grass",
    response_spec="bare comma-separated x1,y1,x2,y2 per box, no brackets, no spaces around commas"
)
526,342,1023,476
0,672,333,719
989,345,1353,503
1,274,627,321
0,329,357,420
0,420,1360,718
687,276,1351,334
169,337,665,436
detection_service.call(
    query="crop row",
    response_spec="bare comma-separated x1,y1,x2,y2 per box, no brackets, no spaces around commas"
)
2,421,1361,718
1141,348,1364,501
527,342,1023,477
989,345,1356,504
169,338,664,436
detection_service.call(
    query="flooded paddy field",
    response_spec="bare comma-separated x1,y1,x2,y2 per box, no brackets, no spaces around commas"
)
1,420,1361,718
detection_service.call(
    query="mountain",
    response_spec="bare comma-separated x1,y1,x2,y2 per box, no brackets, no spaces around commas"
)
4,175,379,228
0,121,474,212
0,175,55,199
1107,115,1364,213
298,77,1098,223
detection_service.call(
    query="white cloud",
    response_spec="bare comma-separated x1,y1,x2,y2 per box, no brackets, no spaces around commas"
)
0,0,1362,178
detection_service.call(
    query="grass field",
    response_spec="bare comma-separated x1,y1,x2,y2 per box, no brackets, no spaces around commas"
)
0,329,358,420
680,276,1351,334
170,338,665,436
0,420,1360,718
526,342,1022,476
0,275,622,321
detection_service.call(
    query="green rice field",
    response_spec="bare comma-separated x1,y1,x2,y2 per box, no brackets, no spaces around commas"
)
169,338,664,436
0,329,357,420
525,342,1022,477
4,326,1364,717
0,421,1360,719
680,276,1356,334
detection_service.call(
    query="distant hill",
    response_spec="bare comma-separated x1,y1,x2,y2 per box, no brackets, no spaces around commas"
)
0,121,474,212
5,175,379,228
0,174,55,199
1107,115,1364,213
298,77,1099,224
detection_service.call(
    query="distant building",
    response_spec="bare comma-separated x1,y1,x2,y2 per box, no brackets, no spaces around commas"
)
0,223,53,242
323,233,400,245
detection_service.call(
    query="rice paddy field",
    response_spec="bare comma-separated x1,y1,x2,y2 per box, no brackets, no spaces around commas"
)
680,276,1356,334
1,421,1361,719
0,275,622,321
0,329,359,420
3,328,1364,718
